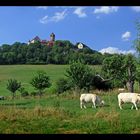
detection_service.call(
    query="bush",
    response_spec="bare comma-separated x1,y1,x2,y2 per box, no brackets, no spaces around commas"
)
18,87,29,97
21,91,29,97
30,91,39,96
55,78,72,94
7,79,21,99
30,71,51,97
111,79,124,88
66,60,95,92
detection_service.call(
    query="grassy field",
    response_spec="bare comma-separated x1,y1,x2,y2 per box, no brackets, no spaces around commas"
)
0,65,69,96
0,64,101,96
0,92,140,134
0,65,140,134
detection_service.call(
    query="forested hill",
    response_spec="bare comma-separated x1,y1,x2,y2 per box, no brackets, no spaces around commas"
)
0,40,111,65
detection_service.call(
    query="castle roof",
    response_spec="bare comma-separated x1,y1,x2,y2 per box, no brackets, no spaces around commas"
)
32,36,41,41
50,33,55,37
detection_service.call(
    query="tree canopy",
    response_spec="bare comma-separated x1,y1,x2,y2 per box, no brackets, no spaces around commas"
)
0,40,106,65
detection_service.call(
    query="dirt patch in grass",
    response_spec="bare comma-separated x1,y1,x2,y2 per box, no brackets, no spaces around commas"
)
131,128,140,134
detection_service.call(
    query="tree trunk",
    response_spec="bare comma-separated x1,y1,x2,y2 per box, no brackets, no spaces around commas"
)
74,87,80,96
126,65,135,93
126,81,134,93
12,92,15,99
39,90,42,98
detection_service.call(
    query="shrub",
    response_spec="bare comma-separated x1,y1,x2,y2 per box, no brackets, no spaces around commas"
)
30,71,51,97
55,78,72,94
18,87,29,97
7,79,21,99
66,60,95,92
30,91,39,96
21,91,29,97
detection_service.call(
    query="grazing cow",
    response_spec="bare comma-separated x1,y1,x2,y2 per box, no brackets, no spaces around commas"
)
118,93,140,110
80,93,105,109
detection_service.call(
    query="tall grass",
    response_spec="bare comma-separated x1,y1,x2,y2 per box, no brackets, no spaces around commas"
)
0,92,140,133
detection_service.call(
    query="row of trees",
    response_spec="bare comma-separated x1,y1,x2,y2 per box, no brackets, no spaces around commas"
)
7,60,112,99
7,71,51,99
57,56,140,93
6,56,140,98
0,40,105,65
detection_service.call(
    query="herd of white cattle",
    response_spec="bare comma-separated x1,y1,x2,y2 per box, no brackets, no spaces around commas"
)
80,88,140,110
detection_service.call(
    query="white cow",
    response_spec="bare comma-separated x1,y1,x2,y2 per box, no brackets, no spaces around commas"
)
118,93,140,110
80,93,105,109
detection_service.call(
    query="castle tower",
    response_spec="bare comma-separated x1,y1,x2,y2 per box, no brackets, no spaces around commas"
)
50,33,55,42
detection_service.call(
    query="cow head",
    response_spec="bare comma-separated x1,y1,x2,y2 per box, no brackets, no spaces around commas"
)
100,100,105,106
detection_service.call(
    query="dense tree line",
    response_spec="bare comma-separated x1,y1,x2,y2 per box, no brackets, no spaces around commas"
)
102,54,137,92
0,40,107,65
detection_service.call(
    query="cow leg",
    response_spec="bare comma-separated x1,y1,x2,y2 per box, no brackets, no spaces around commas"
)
131,105,134,110
119,100,123,110
83,104,87,109
81,101,86,109
93,102,96,109
80,101,83,109
133,102,138,110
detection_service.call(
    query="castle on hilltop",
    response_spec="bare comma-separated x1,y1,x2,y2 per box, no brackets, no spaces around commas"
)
27,33,55,47
27,33,84,49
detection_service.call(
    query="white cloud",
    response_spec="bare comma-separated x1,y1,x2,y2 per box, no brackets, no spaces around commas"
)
40,9,67,24
40,15,49,24
122,31,131,41
73,7,87,18
37,6,48,10
94,6,119,14
99,47,136,55
131,6,140,12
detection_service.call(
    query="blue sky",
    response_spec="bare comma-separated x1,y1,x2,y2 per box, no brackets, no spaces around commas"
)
0,6,140,54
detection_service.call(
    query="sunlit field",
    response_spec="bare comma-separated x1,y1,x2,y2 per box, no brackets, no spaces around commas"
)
0,65,139,134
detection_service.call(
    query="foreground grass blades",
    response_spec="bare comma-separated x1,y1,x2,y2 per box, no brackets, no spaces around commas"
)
0,93,140,134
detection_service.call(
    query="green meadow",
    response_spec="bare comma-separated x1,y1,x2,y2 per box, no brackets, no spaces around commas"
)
0,65,101,96
0,65,140,134
0,65,69,96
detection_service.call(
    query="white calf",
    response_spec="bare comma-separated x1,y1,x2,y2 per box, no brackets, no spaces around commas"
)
80,93,105,109
118,93,140,110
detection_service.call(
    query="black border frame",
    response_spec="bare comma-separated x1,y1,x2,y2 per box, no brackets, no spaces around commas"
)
0,0,140,6
0,0,140,138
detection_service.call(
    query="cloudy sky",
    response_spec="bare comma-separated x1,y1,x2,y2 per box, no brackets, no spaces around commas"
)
0,6,140,54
